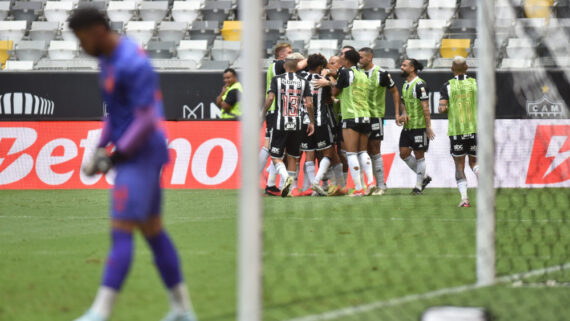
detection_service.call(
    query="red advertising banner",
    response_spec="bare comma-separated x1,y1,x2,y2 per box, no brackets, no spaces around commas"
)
0,121,241,189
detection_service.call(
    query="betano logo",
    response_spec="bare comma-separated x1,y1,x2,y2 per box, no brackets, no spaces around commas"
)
0,93,55,115
526,125,570,184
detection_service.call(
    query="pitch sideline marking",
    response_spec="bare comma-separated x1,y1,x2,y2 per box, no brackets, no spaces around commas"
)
284,263,570,321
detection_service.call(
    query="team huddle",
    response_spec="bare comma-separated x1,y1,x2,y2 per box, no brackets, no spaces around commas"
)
258,43,479,207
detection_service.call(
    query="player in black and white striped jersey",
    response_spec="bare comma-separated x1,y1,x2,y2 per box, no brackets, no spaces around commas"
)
262,53,315,197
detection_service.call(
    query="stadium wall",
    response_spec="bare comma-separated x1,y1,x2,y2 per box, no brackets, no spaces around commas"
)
0,120,568,189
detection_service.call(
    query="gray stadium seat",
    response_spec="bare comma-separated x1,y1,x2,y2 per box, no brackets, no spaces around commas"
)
139,1,169,23
394,0,425,21
427,0,456,21
158,21,188,43
77,1,107,11
342,39,371,50
534,57,570,68
290,40,306,54
4,60,35,71
297,0,327,22
14,40,47,63
146,41,175,59
44,1,74,23
495,0,522,20
417,19,447,41
36,58,98,70
351,20,382,42
505,38,535,59
330,0,359,22
556,0,570,18
48,40,77,60
285,21,315,43
0,21,27,44
459,0,476,19
383,19,413,41
373,39,404,62
172,1,201,24
264,20,284,44
202,1,233,23
11,2,44,28
125,21,156,47
361,0,393,21
0,2,10,21
211,40,240,62
405,39,438,61
500,57,532,69
177,39,208,62
29,21,60,42
199,60,230,70
514,18,546,39
151,59,198,70
317,20,349,42
189,21,220,45
266,0,295,22
111,21,125,35
107,1,137,23
372,57,396,69
308,39,338,58
448,19,477,40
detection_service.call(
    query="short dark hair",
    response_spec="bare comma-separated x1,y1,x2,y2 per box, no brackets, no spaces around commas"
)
342,45,356,51
406,58,424,72
358,47,374,55
223,68,237,76
307,53,327,71
68,8,110,31
344,49,361,65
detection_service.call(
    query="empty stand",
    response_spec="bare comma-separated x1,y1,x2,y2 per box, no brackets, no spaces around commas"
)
221,20,242,41
177,39,208,62
395,0,425,21
199,59,229,70
139,1,169,23
417,19,447,40
372,57,396,69
286,21,315,42
307,39,338,58
330,0,359,22
427,0,456,21
351,20,381,41
48,40,78,60
44,1,74,23
373,39,404,62
14,40,47,63
189,20,220,44
317,20,349,42
30,21,60,42
296,0,327,22
202,1,233,23
0,1,10,21
500,57,533,69
361,0,393,21
11,2,43,28
172,1,202,24
211,40,240,62
264,20,284,44
383,19,413,41
266,0,295,22
448,19,477,40
107,1,137,23
505,37,535,59
146,40,175,59
458,0,476,19
125,21,156,46
151,59,198,70
440,38,470,58
4,60,35,71
0,21,27,44
406,38,438,61
158,21,187,43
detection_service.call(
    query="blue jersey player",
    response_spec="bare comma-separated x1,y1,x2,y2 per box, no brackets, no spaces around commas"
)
69,8,197,321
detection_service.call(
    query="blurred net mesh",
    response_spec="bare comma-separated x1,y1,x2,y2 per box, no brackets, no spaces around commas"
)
260,1,569,320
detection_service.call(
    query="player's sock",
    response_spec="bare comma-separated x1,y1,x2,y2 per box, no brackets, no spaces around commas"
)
279,175,285,188
472,165,479,178
371,153,386,189
89,286,117,319
259,147,270,173
267,164,277,187
415,157,426,190
302,163,311,191
403,155,417,172
358,151,374,186
457,178,468,200
102,229,133,291
333,163,344,187
146,231,183,288
166,282,195,314
288,171,297,188
305,161,316,188
275,162,289,180
314,157,331,184
347,152,363,191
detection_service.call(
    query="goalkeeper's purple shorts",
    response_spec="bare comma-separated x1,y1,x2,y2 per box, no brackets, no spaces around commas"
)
111,162,163,222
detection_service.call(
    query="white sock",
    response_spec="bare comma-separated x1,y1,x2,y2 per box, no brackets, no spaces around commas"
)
457,178,468,200
347,152,363,191
167,283,194,313
259,147,270,174
267,162,277,187
416,157,426,190
305,161,316,189
90,286,118,319
288,171,297,188
275,162,289,180
472,165,479,178
371,153,386,189
358,151,374,186
314,157,331,184
333,163,344,187
403,155,417,172
279,174,285,187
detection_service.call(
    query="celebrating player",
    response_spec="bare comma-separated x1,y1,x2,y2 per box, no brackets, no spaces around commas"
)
262,53,315,197
358,47,401,195
398,58,434,195
69,8,197,321
438,56,479,207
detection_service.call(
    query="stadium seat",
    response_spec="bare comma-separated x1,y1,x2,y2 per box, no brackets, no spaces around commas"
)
78,1,107,11
544,18,570,57
151,59,198,70
111,21,125,35
139,1,169,23
285,21,315,42
458,0,477,19
0,2,10,21
330,0,359,22
125,21,156,47
221,20,242,41
383,19,413,41
172,1,202,24
44,1,74,23
36,58,98,70
394,0,425,21
199,59,229,70
372,57,396,69
266,0,295,22
534,56,570,67
556,0,570,18
202,1,233,23
211,40,240,62
29,21,60,42
505,38,535,59
48,40,77,60
495,0,522,20
317,20,349,42
373,39,405,62
296,0,327,22
189,20,220,44
14,40,47,63
177,39,208,62
158,21,188,43
146,40,175,59
4,60,35,71
514,18,546,39
11,2,44,28
60,24,77,42
307,39,338,58
290,40,306,54
495,19,515,45
0,21,27,44
500,57,533,69
440,38,470,58
448,19,477,40
406,39,438,61
427,0,457,21
107,1,137,23
264,20,284,44
351,20,381,42
361,0,393,21
342,39,371,50
0,40,12,69
417,19,447,41
523,0,554,18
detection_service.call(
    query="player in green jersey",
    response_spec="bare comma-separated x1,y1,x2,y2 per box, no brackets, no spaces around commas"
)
438,56,479,207
398,58,435,195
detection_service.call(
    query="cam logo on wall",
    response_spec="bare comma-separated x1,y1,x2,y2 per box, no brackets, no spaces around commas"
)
526,125,570,184
526,86,566,118
0,93,55,115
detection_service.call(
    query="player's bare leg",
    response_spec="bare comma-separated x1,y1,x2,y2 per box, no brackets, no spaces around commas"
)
368,138,387,194
454,156,471,207
468,155,479,178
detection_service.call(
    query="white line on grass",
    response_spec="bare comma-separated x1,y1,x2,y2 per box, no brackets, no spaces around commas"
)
268,217,567,223
284,263,570,321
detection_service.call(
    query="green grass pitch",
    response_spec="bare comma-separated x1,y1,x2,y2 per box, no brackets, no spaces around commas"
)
0,189,568,321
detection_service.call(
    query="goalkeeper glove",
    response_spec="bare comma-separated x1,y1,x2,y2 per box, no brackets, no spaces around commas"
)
83,148,113,176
